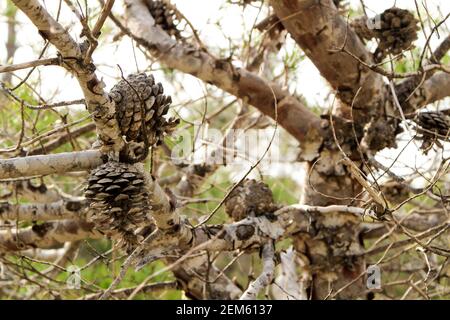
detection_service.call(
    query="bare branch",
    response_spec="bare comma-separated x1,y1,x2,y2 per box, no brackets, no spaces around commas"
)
92,0,115,38
406,72,450,109
0,57,60,74
240,241,275,300
270,0,387,121
0,150,104,179
0,198,87,221
0,219,100,252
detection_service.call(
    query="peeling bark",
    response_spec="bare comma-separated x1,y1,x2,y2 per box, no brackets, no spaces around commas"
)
269,0,388,299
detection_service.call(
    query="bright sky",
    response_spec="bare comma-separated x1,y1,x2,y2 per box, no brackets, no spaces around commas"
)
0,0,448,186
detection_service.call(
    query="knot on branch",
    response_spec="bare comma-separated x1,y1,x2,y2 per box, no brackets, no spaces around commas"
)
84,161,153,253
225,179,277,221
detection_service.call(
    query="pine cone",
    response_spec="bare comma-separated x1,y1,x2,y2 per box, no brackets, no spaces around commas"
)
144,0,182,40
416,111,450,137
373,7,419,61
225,179,277,221
413,111,450,153
110,73,179,149
85,161,152,253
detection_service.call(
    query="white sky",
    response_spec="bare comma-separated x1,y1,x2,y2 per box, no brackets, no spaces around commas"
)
0,0,448,186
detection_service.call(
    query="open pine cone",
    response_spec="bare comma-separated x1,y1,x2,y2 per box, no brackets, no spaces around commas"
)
109,73,179,149
225,179,277,221
374,8,419,61
144,0,183,40
351,7,419,62
85,161,152,253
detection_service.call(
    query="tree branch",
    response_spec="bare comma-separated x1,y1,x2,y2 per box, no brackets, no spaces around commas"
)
11,0,124,153
0,57,60,73
0,198,87,221
0,219,100,252
0,150,104,179
405,72,450,110
270,0,387,122
240,241,275,300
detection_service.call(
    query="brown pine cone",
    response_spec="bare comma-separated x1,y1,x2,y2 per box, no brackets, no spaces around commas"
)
225,179,277,221
84,161,152,253
373,7,419,61
416,111,450,137
109,73,179,149
144,0,183,40
413,111,450,153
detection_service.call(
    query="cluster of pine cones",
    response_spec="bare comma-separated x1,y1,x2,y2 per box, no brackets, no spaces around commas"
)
144,0,183,40
351,7,419,62
412,111,450,153
85,73,178,252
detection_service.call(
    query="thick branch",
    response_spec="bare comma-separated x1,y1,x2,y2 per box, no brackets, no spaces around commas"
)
395,34,450,113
